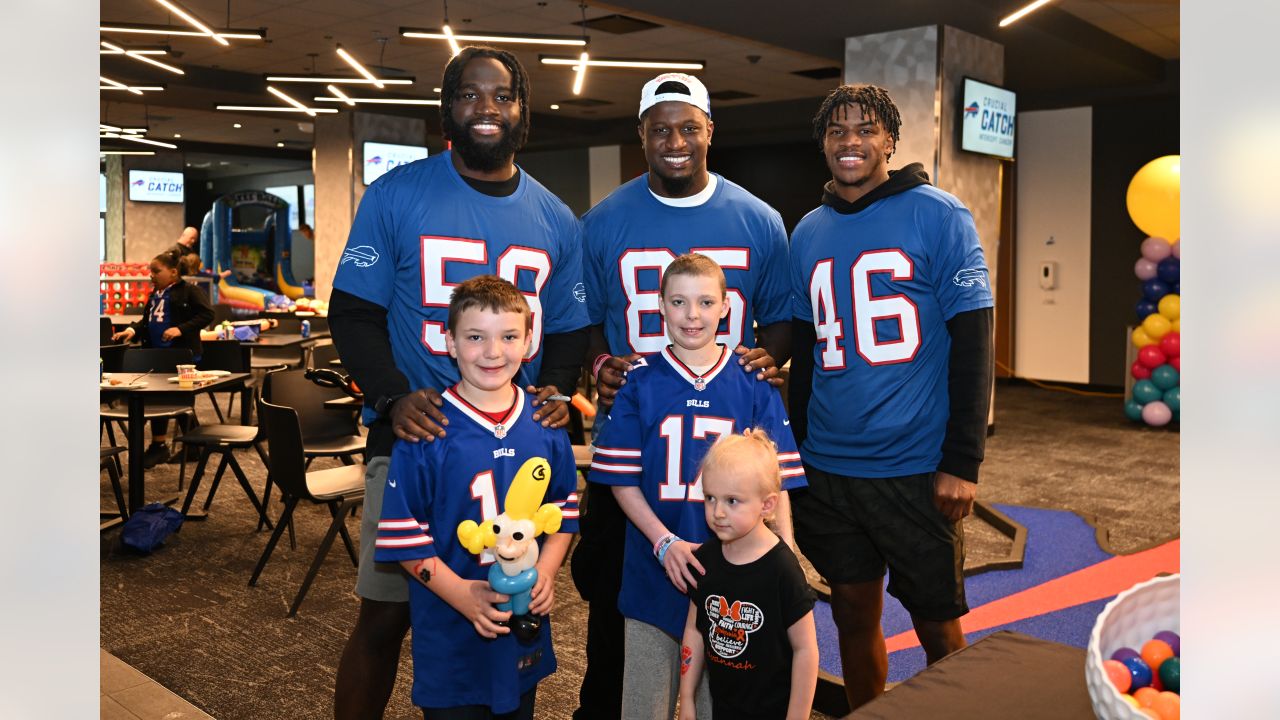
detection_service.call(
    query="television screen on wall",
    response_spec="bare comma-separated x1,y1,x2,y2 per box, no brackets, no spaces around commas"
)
961,78,1016,160
363,141,429,185
127,169,185,203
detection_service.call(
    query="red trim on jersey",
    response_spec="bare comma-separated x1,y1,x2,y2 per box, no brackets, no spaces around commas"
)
445,384,520,427
850,248,922,367
661,344,730,388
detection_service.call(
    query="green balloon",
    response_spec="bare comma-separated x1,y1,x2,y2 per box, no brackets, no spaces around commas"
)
1151,364,1179,391
1124,399,1145,421
1163,386,1180,414
1133,379,1162,404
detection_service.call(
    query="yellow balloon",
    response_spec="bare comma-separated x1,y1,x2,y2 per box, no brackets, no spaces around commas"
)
1132,326,1155,348
1126,155,1180,240
1158,293,1180,321
1142,312,1171,340
1172,318,1180,333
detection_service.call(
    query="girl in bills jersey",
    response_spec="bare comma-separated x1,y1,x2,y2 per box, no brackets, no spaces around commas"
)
588,254,806,720
373,277,579,718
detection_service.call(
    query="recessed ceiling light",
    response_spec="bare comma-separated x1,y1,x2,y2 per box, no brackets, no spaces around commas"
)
276,142,285,147
433,87,441,93
233,123,242,128
549,104,560,110
173,133,181,138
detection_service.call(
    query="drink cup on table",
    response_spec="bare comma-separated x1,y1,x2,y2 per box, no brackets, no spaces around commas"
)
177,364,198,388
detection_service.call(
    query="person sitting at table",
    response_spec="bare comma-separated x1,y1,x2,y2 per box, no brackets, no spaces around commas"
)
111,251,215,468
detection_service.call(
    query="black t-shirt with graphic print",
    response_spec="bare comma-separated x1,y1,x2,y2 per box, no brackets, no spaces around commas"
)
691,536,816,720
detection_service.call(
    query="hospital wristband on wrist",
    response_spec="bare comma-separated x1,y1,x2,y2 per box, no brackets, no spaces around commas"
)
653,533,679,564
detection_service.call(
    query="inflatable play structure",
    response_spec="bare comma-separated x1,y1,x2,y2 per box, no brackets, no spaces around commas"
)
200,190,308,310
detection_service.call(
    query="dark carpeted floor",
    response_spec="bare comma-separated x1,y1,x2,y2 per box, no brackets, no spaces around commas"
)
99,380,1178,719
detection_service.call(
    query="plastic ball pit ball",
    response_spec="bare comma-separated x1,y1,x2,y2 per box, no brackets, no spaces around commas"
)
1153,631,1179,656
1151,691,1180,720
1121,656,1153,689
1158,656,1179,694
1104,659,1132,693
1140,639,1174,670
1110,647,1141,663
1085,575,1179,720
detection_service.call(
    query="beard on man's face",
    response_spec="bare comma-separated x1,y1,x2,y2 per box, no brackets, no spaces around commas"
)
650,167,695,197
444,113,525,173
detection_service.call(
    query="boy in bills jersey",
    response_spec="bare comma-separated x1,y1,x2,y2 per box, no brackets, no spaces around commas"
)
374,276,579,718
589,254,806,720
787,84,994,711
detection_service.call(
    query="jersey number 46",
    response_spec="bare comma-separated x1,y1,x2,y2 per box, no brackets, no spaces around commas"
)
809,249,921,368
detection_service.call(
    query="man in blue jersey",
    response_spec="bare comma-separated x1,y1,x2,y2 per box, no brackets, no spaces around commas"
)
571,73,792,719
329,46,589,720
787,84,994,712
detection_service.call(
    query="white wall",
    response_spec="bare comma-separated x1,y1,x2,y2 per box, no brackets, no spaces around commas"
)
1015,107,1092,382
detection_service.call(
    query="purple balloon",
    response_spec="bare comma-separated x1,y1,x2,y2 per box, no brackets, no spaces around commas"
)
1141,236,1173,262
1154,631,1180,656
1170,239,1180,259
1134,257,1158,281
1142,400,1173,426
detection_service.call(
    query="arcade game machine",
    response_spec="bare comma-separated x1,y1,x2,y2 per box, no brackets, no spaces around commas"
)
200,190,307,311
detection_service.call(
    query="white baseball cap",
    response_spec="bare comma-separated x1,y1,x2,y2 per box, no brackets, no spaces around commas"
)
638,73,711,119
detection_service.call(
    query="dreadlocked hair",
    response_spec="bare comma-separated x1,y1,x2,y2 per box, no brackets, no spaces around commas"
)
811,84,901,151
439,46,532,148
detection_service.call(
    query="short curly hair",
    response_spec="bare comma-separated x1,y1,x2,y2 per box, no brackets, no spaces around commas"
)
811,84,901,151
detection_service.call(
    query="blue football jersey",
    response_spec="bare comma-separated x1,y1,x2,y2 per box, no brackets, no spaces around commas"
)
374,385,580,713
789,185,994,478
582,173,792,355
588,345,805,638
334,151,590,425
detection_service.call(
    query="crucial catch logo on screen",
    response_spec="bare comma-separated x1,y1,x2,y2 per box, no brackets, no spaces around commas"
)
363,141,429,185
127,170,184,203
961,78,1016,159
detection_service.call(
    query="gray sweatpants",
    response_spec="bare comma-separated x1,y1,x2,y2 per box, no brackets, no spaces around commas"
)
622,618,712,720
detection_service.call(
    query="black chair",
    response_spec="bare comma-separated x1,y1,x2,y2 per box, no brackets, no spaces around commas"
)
212,303,236,326
100,446,128,526
175,418,273,529
100,348,198,458
99,317,114,345
100,343,127,374
262,369,364,469
306,341,339,369
197,339,250,422
249,399,365,616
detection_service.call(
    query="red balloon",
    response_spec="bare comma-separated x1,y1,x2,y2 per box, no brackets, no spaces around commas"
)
1138,345,1168,369
1159,331,1180,358
1169,356,1180,372
1131,361,1152,380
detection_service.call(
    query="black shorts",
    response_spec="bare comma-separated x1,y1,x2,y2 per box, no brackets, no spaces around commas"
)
792,465,968,621
422,689,535,720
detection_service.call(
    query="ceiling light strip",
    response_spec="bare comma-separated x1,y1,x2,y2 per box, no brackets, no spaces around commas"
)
99,23,263,40
215,105,339,113
999,0,1055,27
441,25,462,56
120,135,178,149
314,96,440,105
401,27,585,47
101,40,184,75
572,51,588,96
100,48,168,55
100,150,156,155
540,56,704,70
100,75,142,95
151,0,228,45
326,85,356,107
265,75,413,85
267,85,318,116
100,85,166,91
336,46,383,89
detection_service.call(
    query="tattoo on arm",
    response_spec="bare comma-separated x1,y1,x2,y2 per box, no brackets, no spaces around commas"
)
681,645,693,676
416,558,435,585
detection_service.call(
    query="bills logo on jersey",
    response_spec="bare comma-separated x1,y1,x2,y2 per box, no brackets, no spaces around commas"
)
341,245,380,267
573,282,587,303
953,267,988,289
706,596,764,658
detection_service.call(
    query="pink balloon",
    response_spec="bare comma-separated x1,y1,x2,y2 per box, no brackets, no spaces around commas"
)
1141,236,1173,262
1170,239,1180,259
1142,401,1173,426
1134,257,1158,281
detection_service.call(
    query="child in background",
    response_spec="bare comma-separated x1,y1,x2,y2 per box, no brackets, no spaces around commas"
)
373,275,580,719
111,250,214,468
181,252,232,279
588,253,807,720
678,431,818,720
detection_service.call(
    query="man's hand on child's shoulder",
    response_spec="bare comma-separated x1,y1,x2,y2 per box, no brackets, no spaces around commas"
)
734,344,783,387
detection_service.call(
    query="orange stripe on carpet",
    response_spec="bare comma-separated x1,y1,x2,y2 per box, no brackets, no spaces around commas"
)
885,539,1179,653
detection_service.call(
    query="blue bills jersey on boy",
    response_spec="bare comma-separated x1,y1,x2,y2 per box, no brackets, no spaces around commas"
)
582,173,791,355
588,345,805,638
374,385,580,713
333,151,590,425
789,184,994,478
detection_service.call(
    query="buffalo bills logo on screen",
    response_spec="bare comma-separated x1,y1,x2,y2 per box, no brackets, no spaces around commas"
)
367,155,383,166
964,102,980,118
953,267,988,289
132,179,146,187
341,246,380,268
